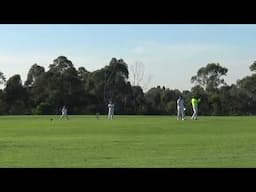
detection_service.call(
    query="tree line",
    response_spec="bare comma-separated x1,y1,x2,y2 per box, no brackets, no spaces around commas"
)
0,56,256,115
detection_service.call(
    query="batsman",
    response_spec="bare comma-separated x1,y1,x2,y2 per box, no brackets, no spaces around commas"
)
191,96,200,120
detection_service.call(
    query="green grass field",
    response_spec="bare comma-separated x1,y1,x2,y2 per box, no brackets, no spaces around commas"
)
0,115,255,167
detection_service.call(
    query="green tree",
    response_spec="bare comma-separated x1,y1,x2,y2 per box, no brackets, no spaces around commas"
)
24,64,47,114
236,75,256,115
131,85,146,114
144,87,162,114
3,75,30,114
46,56,85,114
88,58,131,114
0,90,7,114
191,63,228,92
249,61,256,72
25,64,45,87
0,71,6,86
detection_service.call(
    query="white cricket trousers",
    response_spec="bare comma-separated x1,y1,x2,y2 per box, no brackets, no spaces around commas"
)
108,109,114,119
191,105,198,120
177,107,185,120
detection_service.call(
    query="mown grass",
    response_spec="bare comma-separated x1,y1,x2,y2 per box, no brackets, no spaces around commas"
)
0,115,255,167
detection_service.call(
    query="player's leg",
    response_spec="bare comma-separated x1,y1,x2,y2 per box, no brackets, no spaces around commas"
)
191,107,194,119
192,106,197,120
177,108,180,120
108,109,111,119
194,106,198,120
181,108,185,120
191,106,196,120
111,109,114,120
179,107,182,120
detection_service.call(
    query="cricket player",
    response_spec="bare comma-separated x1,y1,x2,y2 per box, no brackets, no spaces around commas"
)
191,97,200,120
108,101,115,120
177,96,185,120
60,105,69,120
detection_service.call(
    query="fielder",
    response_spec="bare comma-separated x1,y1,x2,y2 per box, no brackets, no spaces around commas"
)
177,96,185,120
60,105,69,120
107,101,115,120
191,97,200,120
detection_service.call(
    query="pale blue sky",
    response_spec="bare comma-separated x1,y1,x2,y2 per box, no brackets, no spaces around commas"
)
0,24,256,91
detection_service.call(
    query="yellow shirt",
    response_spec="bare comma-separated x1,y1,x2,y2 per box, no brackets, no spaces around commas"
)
191,98,200,107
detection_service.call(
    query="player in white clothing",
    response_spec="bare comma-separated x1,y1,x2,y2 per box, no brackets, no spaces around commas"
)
60,105,69,120
177,96,185,120
107,101,115,120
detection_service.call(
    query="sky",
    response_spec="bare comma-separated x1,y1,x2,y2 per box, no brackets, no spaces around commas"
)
0,24,256,91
